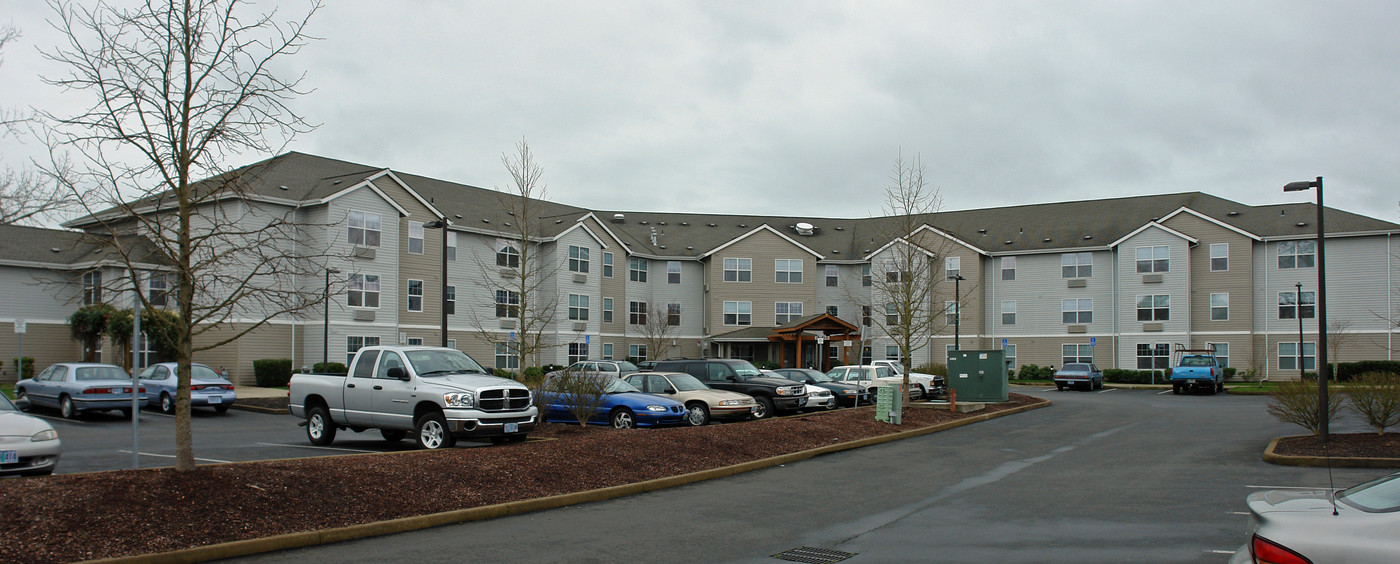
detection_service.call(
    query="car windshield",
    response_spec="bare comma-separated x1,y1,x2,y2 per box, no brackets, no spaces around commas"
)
604,378,641,394
729,360,763,378
75,366,129,381
0,394,15,411
1338,473,1400,512
405,349,488,376
804,370,834,383
1181,357,1215,366
666,374,710,392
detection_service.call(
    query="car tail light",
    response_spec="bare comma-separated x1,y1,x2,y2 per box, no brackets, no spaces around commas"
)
1251,535,1312,564
227,385,235,390
191,385,205,391
84,387,112,394
1165,368,1173,377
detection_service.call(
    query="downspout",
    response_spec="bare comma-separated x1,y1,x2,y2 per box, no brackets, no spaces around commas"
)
1112,247,1119,369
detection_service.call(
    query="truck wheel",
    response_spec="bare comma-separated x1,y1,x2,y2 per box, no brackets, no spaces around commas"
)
685,403,710,426
415,412,456,449
1172,384,1181,395
611,408,636,429
752,396,774,419
916,385,928,400
380,429,407,442
1055,383,1064,391
1217,381,1225,393
306,405,336,445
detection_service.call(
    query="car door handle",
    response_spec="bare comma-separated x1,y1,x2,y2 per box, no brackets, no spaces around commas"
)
346,383,356,388
373,385,383,390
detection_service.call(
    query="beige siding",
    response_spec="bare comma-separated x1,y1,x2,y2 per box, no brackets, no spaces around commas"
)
0,323,83,383
373,176,444,342
706,229,818,332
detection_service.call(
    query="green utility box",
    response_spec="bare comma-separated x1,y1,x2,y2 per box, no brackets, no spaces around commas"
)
874,384,902,424
947,349,1009,402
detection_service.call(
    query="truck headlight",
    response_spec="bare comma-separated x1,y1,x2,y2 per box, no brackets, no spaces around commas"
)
443,392,476,408
646,405,668,412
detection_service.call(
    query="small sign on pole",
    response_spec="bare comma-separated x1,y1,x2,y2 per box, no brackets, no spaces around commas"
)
14,319,25,334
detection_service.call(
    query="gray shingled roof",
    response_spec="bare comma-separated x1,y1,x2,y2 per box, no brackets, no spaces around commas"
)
64,152,1400,259
0,224,165,267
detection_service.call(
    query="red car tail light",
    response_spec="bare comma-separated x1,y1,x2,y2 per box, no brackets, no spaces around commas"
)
191,385,205,391
1164,368,1173,377
83,387,112,394
1251,534,1312,564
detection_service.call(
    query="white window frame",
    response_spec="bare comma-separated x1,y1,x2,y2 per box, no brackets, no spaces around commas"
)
496,244,520,268
603,297,613,323
602,343,614,360
1062,298,1092,324
1135,294,1169,321
348,273,380,309
1277,240,1315,269
776,302,802,324
1278,291,1316,319
825,265,838,287
1063,343,1094,365
1136,343,1170,369
628,300,647,325
1061,252,1091,278
495,290,520,318
629,344,649,362
1001,300,1016,325
723,257,751,282
446,231,457,261
1210,243,1228,271
568,245,590,273
602,252,614,277
445,285,455,315
945,300,959,326
629,258,648,282
1001,256,1016,281
775,259,803,283
1135,245,1170,273
568,342,589,364
1003,344,1017,370
1278,342,1316,371
1210,293,1228,321
82,270,102,305
945,256,960,279
148,272,171,307
347,335,381,365
348,210,382,247
407,279,423,312
408,221,424,254
667,303,681,326
667,260,681,284
495,342,519,370
568,293,589,321
723,301,752,326
1208,342,1230,368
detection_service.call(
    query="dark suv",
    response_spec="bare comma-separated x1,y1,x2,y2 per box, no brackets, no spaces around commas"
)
651,358,807,418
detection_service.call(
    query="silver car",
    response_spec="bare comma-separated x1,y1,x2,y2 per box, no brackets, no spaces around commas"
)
15,363,146,419
0,393,61,476
1229,470,1400,563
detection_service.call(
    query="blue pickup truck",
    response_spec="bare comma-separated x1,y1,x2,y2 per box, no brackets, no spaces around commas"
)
1166,350,1224,395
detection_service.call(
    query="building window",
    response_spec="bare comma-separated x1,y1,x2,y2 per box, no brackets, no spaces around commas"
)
496,244,520,268
860,346,873,365
946,256,960,279
495,290,520,318
1003,344,1017,369
629,258,648,282
1278,241,1315,269
603,297,613,323
826,305,838,317
884,259,906,283
1062,298,1092,324
1209,342,1230,368
568,246,590,273
447,339,456,350
1210,293,1228,321
1278,342,1316,371
347,336,380,365
1279,291,1316,319
945,301,959,326
1136,294,1169,321
602,343,614,360
1136,343,1170,369
723,258,751,282
148,272,171,307
1062,252,1091,278
862,265,872,287
82,270,102,305
348,274,380,308
1001,257,1016,281
407,280,423,312
667,261,681,284
775,259,803,283
446,232,456,261
602,252,613,277
629,300,647,325
1210,243,1228,271
825,265,838,287
723,301,751,326
348,210,381,247
776,302,802,324
407,337,424,346
1002,301,1016,325
1063,344,1094,365
667,303,681,326
861,306,872,327
495,343,519,370
1135,245,1169,273
629,344,648,362
445,286,456,315
568,342,588,364
408,221,424,254
885,346,901,361
568,294,589,321
885,303,899,324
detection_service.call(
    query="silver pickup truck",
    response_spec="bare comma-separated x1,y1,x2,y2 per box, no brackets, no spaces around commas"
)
289,345,537,449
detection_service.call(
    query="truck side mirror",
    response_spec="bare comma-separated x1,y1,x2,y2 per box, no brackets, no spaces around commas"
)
388,366,408,381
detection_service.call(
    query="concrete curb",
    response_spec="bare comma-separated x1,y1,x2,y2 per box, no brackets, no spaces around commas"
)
228,403,289,415
85,399,1050,563
1262,436,1400,469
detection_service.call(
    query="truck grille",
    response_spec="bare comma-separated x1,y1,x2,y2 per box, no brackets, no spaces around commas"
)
478,388,532,412
785,385,806,396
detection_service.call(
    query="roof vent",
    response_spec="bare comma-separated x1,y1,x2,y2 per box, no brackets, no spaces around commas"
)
659,245,666,249
795,222,815,236
640,221,649,225
555,219,563,224
658,221,666,226
978,228,987,234
1228,211,1240,216
51,247,60,253
1296,222,1308,227
278,185,289,191
1083,235,1092,240
680,222,689,226
832,250,840,254
332,180,341,185
1042,238,1051,242
1004,240,1013,245
503,222,511,227
686,246,693,250
613,214,625,224
707,223,716,227
738,224,747,228
454,214,462,219
508,211,515,216
834,226,844,231
482,219,491,224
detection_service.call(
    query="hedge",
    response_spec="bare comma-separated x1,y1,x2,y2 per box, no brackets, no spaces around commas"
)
253,358,293,387
1332,361,1400,382
311,362,348,374
11,357,34,380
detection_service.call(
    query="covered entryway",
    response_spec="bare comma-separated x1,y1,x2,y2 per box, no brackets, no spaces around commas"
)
768,314,861,372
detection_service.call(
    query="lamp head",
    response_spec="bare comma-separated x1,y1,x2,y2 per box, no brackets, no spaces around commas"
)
1284,180,1319,192
327,267,341,274
423,219,449,229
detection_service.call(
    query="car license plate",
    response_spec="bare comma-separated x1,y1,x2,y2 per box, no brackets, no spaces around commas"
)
504,422,518,433
208,396,221,404
1187,380,1198,384
1,450,17,464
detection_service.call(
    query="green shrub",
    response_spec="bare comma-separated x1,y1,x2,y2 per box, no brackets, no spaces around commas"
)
1223,367,1237,380
1334,361,1400,382
253,358,293,387
312,362,348,374
12,357,34,380
914,363,947,377
755,360,779,370
1104,369,1166,384
1347,372,1400,435
1267,379,1343,435
523,366,545,380
1015,364,1054,380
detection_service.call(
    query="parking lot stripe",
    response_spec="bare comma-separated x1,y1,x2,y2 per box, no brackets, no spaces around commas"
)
1156,390,1172,395
1227,511,1249,515
1096,388,1117,394
117,450,232,464
256,442,379,454
1245,485,1334,490
1204,550,1237,555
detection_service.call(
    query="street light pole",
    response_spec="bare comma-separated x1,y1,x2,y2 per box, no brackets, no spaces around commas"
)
424,220,450,347
949,274,965,351
1284,176,1329,441
324,267,340,368
1296,281,1305,383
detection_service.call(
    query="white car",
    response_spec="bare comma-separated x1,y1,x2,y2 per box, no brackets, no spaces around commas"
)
761,370,835,411
1,393,61,476
826,365,922,400
871,360,946,398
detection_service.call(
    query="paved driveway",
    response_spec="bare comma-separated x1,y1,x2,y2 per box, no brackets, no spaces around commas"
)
227,386,1391,563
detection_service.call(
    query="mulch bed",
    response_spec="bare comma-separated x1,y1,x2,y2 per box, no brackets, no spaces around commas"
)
0,394,1041,564
1273,432,1400,459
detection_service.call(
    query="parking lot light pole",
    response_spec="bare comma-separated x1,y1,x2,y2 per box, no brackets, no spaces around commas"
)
424,220,450,347
948,274,965,351
324,267,340,368
1295,281,1305,382
1284,177,1328,442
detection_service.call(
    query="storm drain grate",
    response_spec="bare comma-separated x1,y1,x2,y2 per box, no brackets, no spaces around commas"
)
772,547,856,563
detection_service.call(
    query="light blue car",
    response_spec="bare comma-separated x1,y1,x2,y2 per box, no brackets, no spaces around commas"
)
137,362,237,414
15,363,145,419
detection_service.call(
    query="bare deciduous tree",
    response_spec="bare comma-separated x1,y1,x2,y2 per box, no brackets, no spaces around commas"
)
538,368,609,427
636,302,681,362
1,24,82,226
38,0,324,471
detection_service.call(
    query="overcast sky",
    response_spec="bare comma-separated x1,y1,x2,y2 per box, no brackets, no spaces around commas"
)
3,1,1398,224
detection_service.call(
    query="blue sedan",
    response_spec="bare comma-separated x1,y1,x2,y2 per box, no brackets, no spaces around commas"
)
15,363,145,419
538,375,688,428
137,362,237,414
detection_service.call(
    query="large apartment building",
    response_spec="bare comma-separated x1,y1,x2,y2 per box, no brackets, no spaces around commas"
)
2,152,1397,384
